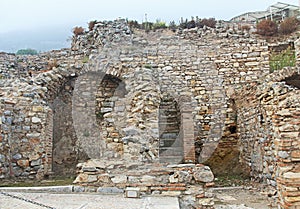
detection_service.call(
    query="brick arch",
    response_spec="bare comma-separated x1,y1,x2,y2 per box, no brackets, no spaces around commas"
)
28,51,126,175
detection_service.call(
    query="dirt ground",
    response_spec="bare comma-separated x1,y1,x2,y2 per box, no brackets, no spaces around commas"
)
212,187,277,209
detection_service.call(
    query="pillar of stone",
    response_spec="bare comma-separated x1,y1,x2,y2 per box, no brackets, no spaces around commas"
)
179,96,195,163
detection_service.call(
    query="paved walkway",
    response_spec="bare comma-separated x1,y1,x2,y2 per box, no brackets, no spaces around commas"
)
0,187,179,209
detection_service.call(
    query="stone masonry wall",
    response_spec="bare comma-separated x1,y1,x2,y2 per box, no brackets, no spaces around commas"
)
0,19,298,202
71,20,270,166
0,19,272,179
234,65,299,208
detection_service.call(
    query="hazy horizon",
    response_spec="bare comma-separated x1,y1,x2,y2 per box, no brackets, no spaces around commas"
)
0,0,299,53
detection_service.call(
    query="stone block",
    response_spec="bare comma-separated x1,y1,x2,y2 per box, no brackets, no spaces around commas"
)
32,117,41,123
30,159,41,167
97,174,112,183
198,198,214,206
32,106,44,112
97,187,124,194
17,159,29,168
125,187,140,198
161,191,182,196
141,175,156,183
193,165,214,183
111,175,127,184
73,173,88,183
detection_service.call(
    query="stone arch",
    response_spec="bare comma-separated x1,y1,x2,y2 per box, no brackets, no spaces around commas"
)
29,46,126,176
31,70,82,176
51,76,83,176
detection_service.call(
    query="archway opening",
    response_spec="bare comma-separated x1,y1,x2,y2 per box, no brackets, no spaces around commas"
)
159,94,183,163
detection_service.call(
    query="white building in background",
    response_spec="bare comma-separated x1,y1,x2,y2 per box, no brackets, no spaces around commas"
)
231,2,300,22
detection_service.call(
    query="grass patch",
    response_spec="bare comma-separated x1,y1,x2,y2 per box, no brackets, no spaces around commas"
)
82,56,89,63
0,176,75,187
214,174,250,187
144,64,152,69
269,47,295,73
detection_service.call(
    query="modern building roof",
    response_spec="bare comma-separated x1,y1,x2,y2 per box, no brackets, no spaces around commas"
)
230,2,299,22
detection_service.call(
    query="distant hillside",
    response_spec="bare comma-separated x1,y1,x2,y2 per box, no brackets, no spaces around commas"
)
0,26,72,53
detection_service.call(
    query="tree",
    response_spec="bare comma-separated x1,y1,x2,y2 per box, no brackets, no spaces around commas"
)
16,48,38,55
279,17,299,35
256,19,278,36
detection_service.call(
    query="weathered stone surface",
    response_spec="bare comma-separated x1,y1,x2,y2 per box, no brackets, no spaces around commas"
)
73,173,88,183
17,159,29,168
97,187,124,193
111,175,127,184
31,117,41,123
97,174,112,183
193,165,214,183
0,18,299,209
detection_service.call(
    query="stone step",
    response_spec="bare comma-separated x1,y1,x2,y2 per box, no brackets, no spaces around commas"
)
160,133,178,139
159,108,178,112
159,156,184,164
159,114,179,118
160,148,183,156
159,117,179,122
158,123,179,127
160,139,182,147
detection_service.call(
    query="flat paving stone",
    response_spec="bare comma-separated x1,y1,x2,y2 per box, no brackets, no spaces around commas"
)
0,191,180,209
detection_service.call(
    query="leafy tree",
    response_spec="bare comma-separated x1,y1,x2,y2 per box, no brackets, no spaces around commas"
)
16,48,38,55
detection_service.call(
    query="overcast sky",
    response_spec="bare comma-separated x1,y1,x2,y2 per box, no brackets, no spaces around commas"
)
0,0,299,34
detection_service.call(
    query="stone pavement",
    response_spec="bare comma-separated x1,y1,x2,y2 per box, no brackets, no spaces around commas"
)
0,186,180,209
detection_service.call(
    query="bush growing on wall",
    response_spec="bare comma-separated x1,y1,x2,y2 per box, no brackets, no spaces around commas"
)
128,20,140,29
256,19,278,36
179,17,217,29
279,17,299,35
73,26,85,36
153,19,167,30
169,21,177,32
88,20,97,31
199,18,217,28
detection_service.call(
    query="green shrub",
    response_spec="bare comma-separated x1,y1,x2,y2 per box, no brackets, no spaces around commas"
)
269,47,295,72
82,56,89,63
141,22,153,32
153,19,167,30
256,19,278,36
16,48,38,55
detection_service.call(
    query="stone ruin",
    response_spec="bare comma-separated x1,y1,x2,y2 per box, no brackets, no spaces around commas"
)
0,19,299,208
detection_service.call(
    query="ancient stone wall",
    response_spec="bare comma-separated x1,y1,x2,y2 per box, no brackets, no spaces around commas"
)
0,21,298,209
0,20,271,179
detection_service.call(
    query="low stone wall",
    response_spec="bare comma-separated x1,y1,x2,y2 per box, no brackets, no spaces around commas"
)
73,159,214,197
